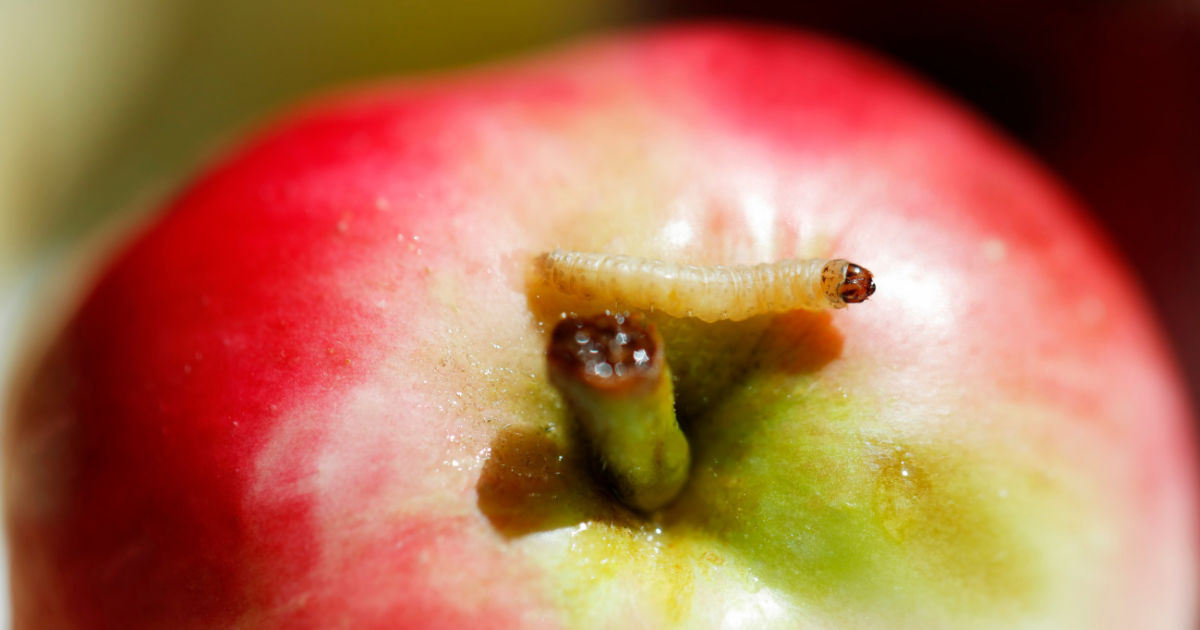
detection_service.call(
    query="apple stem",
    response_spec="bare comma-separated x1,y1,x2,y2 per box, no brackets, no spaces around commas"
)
547,313,690,512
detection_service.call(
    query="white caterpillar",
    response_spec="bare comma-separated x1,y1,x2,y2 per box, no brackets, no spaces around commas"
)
538,249,875,323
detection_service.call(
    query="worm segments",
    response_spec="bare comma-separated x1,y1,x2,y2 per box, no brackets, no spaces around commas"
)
538,250,875,323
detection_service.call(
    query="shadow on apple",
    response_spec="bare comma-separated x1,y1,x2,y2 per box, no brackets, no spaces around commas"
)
477,309,844,538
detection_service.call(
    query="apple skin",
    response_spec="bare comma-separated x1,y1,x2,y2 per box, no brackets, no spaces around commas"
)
6,23,1197,629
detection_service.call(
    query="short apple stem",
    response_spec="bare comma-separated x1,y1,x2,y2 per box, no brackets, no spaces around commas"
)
547,313,690,512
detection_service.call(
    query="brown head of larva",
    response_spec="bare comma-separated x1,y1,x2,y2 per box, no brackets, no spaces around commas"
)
838,263,876,304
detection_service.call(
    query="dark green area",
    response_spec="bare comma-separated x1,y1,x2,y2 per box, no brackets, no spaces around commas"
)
667,368,1044,620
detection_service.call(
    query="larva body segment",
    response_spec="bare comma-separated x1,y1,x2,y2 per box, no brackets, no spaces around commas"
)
539,250,875,322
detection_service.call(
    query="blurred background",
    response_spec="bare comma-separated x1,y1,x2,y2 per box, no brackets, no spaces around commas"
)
0,0,1197,622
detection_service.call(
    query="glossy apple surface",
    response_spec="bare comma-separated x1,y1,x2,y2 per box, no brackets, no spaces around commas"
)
7,24,1196,629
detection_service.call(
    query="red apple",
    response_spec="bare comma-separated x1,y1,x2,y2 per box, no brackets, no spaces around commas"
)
7,24,1197,629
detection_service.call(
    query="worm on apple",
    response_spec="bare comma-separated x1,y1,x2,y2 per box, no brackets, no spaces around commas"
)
538,249,876,322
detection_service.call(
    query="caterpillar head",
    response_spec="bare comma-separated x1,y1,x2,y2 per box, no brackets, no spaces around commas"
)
838,263,876,304
819,259,876,308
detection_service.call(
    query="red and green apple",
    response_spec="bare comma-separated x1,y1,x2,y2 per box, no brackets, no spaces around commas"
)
7,24,1197,629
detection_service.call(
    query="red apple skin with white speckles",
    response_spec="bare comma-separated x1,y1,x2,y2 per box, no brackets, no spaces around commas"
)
7,25,1197,630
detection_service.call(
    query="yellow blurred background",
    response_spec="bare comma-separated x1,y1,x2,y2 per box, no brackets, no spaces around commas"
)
0,0,639,286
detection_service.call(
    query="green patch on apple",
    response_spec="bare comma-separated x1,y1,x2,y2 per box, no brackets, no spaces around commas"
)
671,369,1043,621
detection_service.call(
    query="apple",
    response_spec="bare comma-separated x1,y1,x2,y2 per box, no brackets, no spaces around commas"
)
6,24,1197,629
